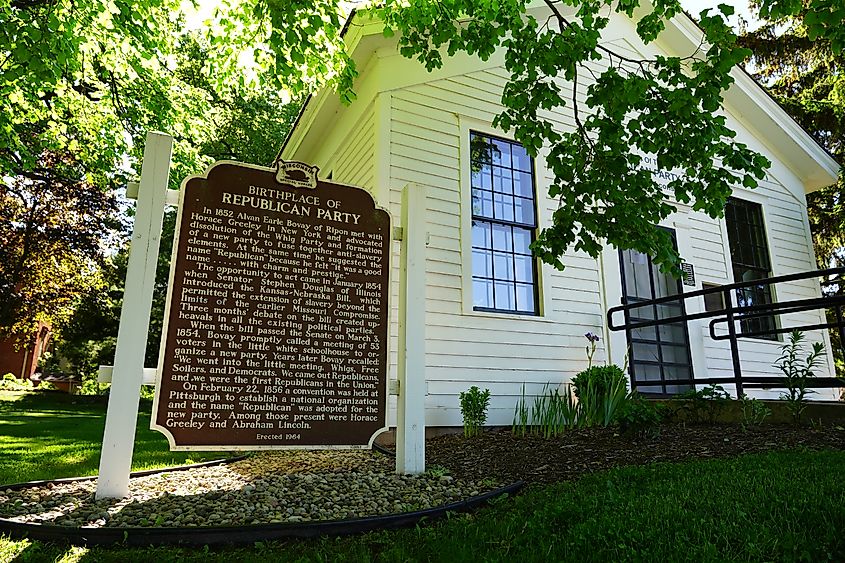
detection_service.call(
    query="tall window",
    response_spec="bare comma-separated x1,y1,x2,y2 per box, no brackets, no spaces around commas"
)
470,131,538,314
724,197,777,339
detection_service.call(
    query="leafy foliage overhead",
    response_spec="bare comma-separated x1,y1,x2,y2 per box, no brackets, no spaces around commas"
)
378,0,770,274
0,0,301,339
207,0,838,274
4,0,843,349
741,2,845,270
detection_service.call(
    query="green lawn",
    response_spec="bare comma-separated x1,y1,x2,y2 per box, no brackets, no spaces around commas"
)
0,391,226,483
2,392,844,562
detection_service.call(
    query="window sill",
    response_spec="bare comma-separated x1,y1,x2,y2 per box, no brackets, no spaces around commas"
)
702,329,783,346
462,308,557,323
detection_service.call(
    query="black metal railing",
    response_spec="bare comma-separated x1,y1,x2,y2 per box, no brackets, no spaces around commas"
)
607,267,845,397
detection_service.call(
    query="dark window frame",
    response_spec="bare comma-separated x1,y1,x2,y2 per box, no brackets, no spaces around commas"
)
724,197,779,340
469,131,540,315
701,282,726,313
618,228,695,396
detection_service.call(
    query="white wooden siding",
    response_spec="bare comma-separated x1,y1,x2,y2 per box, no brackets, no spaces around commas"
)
326,103,376,191
288,9,839,426
387,67,609,427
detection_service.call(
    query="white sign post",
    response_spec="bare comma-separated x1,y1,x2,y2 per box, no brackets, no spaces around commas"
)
396,183,427,474
96,132,173,499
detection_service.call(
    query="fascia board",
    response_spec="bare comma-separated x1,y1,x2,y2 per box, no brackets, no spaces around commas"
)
280,12,382,161
283,3,550,161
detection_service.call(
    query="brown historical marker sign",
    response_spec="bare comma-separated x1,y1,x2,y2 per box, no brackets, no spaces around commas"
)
151,161,391,449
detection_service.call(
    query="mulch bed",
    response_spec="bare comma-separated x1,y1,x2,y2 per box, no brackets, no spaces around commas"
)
425,423,845,485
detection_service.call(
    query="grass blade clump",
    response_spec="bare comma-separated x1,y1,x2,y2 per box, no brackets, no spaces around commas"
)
512,384,530,437
512,383,580,438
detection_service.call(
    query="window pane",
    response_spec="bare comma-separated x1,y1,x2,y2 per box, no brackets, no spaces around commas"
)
515,254,533,282
492,223,513,251
494,281,515,310
473,279,493,308
472,189,493,218
491,138,511,167
514,171,533,197
632,342,660,364
639,364,662,382
512,145,531,172
493,251,514,280
473,249,492,278
472,220,492,249
664,365,690,382
493,193,514,222
513,228,532,255
516,283,535,313
470,133,494,168
471,167,492,191
659,325,687,346
514,196,535,226
660,344,688,364
492,167,513,194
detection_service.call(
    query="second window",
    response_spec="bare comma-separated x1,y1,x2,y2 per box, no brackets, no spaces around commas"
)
470,131,538,315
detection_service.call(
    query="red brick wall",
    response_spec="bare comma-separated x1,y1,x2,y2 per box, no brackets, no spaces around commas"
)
0,323,51,379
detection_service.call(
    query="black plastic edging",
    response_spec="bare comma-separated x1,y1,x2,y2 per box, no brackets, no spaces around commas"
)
0,456,249,492
0,481,524,547
372,443,396,457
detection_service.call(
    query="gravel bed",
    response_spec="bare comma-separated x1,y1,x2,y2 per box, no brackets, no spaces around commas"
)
0,450,500,528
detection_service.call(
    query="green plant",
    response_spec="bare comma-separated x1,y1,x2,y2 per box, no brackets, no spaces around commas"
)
512,384,531,437
460,386,491,438
77,377,110,396
572,365,628,426
580,374,628,427
426,465,451,478
676,384,731,424
0,374,34,391
775,330,826,424
512,383,580,437
532,384,580,437
35,381,59,392
739,394,771,431
584,332,600,368
572,365,627,399
616,394,665,438
809,418,825,431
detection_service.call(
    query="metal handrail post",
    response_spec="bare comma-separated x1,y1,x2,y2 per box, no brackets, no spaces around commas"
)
724,287,743,398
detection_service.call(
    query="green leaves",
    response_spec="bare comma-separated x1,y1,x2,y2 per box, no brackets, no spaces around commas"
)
760,0,845,54
383,0,773,276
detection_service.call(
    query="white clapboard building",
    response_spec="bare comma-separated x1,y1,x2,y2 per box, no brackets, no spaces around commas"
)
277,4,842,427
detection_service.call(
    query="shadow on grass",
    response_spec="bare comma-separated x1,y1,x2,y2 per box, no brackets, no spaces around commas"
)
0,392,227,484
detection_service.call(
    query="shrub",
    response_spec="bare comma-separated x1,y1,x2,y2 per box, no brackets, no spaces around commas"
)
739,394,771,431
616,394,665,438
0,373,34,391
572,365,627,400
676,384,731,424
775,330,826,424
579,372,628,427
572,365,628,426
460,386,491,437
